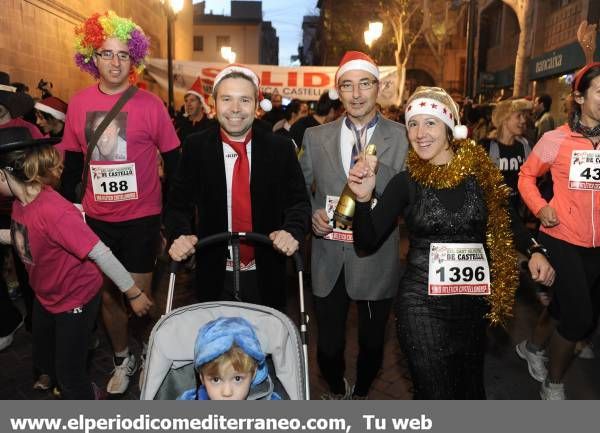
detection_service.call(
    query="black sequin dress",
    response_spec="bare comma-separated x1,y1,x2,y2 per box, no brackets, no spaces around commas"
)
354,172,499,399
398,176,489,399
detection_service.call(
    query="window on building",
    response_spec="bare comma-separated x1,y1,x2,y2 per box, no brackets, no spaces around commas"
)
193,36,204,52
216,36,231,51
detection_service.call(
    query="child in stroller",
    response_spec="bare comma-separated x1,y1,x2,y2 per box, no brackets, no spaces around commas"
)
178,317,281,400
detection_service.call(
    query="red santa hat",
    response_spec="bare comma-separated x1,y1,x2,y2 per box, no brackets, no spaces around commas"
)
213,64,272,112
329,51,380,100
404,86,468,140
185,77,210,114
34,96,68,121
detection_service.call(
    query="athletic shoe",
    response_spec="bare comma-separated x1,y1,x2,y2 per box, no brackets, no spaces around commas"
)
516,340,548,382
106,353,137,394
576,342,595,359
0,319,24,351
33,374,52,391
320,378,352,400
540,381,566,400
138,352,147,392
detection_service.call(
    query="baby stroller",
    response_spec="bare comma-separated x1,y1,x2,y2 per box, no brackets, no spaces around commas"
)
140,232,310,400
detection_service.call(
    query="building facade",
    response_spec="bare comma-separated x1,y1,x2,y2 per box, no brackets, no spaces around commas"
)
192,0,279,65
0,0,194,102
476,0,600,123
315,0,468,99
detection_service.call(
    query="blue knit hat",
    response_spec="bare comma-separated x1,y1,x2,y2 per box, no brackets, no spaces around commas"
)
193,317,267,387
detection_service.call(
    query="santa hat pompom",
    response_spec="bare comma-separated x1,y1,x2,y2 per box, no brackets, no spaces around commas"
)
453,124,468,140
328,88,339,100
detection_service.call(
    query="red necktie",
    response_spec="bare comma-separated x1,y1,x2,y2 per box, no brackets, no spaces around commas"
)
220,130,254,265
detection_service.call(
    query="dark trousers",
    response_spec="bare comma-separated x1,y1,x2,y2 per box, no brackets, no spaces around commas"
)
542,233,600,341
32,292,100,399
0,253,22,337
314,269,392,396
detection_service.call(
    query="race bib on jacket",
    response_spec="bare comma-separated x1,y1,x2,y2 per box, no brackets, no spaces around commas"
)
569,150,600,190
428,243,490,296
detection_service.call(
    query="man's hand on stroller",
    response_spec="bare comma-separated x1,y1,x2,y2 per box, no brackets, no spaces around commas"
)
125,285,153,317
269,230,299,256
169,235,199,261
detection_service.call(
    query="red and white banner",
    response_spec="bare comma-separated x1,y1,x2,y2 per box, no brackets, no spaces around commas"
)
146,59,399,105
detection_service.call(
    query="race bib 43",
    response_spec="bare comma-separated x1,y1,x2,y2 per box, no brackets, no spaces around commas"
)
569,150,600,190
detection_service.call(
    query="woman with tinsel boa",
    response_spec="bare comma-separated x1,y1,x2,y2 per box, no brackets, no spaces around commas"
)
348,86,555,399
516,63,600,400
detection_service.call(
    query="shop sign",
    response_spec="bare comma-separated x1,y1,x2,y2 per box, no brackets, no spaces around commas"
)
529,34,600,80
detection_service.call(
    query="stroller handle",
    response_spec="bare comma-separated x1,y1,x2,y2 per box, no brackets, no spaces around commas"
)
169,231,304,273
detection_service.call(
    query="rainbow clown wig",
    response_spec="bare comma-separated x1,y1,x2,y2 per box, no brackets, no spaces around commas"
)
74,10,150,83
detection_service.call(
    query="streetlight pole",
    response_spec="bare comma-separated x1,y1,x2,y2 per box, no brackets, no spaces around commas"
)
161,0,184,116
465,0,477,99
167,10,174,116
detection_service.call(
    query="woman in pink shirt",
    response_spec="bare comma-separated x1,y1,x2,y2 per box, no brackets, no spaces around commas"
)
517,63,600,400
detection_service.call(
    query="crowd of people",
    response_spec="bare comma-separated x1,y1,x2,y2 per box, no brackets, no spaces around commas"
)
0,9,599,401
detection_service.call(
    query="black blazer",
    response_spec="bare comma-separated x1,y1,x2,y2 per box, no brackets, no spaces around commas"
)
165,124,311,309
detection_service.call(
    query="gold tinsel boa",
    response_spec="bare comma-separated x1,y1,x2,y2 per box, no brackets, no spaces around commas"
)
406,139,518,325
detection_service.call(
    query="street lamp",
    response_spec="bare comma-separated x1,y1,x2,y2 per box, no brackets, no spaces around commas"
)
220,46,237,64
364,21,383,48
161,0,184,115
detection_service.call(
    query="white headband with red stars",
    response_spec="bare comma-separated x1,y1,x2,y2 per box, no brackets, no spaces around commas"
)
405,97,468,139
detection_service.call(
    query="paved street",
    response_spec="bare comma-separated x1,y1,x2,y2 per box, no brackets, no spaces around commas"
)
1,249,599,400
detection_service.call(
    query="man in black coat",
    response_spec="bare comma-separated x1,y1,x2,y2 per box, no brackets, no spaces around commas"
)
165,65,310,311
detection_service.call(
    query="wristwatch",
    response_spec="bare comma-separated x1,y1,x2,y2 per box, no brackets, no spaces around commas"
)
527,243,549,259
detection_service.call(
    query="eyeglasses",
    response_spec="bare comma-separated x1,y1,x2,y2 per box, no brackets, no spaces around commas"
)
338,80,378,93
95,50,131,61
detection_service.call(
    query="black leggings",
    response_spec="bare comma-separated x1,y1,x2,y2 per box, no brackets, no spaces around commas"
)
32,292,101,399
314,269,392,396
541,233,600,342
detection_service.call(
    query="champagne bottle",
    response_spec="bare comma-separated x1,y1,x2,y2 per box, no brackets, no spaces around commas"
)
333,143,377,228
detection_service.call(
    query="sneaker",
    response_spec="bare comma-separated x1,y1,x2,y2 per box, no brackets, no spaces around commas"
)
348,383,368,399
0,319,24,351
106,354,137,394
52,386,62,399
33,374,52,391
576,342,595,359
540,381,566,400
320,378,352,400
516,340,547,382
138,353,147,392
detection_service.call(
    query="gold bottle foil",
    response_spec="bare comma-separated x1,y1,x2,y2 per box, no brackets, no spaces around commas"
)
333,144,377,228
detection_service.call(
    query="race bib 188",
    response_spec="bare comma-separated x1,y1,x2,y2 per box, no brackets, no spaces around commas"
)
90,163,138,202
428,243,490,296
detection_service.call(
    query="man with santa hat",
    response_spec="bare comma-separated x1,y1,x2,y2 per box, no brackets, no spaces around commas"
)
174,78,214,142
166,64,310,312
299,51,408,399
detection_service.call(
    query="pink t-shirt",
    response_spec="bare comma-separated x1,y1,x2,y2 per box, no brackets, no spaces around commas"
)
0,117,45,139
11,187,103,313
59,85,180,222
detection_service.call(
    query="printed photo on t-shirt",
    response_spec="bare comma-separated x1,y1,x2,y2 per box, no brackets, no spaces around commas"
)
85,111,128,161
11,221,33,265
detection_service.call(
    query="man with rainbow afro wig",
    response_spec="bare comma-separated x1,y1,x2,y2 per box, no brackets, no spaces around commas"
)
74,10,150,84
60,10,180,396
